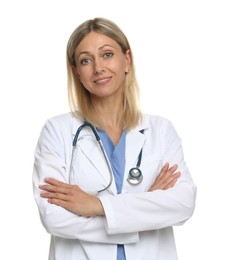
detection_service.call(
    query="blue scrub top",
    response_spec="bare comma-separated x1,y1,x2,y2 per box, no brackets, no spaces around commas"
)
98,130,126,260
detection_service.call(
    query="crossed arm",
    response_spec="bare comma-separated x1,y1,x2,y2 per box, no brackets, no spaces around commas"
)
39,163,180,217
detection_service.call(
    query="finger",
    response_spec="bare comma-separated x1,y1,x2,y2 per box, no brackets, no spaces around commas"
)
148,165,168,191
44,178,70,188
149,170,181,191
162,171,181,189
40,190,68,200
158,164,178,182
39,178,73,193
47,197,70,209
158,163,170,177
165,164,178,177
164,172,181,189
39,184,70,195
165,179,178,189
168,164,178,173
153,164,169,185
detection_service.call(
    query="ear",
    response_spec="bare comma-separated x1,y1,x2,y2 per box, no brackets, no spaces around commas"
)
125,49,132,73
71,65,80,79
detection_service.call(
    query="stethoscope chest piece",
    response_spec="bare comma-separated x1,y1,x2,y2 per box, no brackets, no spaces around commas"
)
127,167,143,185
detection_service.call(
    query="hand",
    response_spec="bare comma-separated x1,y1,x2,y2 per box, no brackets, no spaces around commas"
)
39,178,105,217
148,163,181,192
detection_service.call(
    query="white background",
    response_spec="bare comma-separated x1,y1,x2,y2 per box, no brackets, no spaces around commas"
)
0,0,228,259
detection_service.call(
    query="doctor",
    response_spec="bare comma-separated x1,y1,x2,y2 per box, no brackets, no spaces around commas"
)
33,17,196,260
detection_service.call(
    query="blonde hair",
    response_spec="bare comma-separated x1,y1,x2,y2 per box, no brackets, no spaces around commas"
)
66,17,141,130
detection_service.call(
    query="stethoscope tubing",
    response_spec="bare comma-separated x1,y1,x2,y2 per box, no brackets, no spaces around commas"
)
71,121,144,192
72,121,113,193
73,121,100,146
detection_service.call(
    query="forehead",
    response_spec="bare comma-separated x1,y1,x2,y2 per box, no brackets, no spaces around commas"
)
76,31,120,54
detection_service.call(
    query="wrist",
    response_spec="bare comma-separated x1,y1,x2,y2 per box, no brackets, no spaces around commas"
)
93,197,105,216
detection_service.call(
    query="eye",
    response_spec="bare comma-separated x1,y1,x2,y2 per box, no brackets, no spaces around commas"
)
80,58,92,65
104,52,113,59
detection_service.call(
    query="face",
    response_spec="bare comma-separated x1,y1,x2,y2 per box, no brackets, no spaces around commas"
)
73,31,131,100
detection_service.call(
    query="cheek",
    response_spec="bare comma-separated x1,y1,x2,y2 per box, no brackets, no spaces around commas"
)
110,60,127,76
76,70,94,92
76,68,90,82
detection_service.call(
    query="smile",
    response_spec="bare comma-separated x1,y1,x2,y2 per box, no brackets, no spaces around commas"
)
94,77,111,85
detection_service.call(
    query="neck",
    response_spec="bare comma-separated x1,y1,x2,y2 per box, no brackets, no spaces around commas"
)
91,92,124,125
91,96,124,145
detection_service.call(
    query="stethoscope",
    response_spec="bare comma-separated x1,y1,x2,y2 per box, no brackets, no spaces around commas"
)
72,121,144,193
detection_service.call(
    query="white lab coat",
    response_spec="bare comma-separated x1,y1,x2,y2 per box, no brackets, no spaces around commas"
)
33,113,196,260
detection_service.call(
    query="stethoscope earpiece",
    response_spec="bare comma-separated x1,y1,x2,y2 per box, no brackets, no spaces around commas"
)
127,167,143,185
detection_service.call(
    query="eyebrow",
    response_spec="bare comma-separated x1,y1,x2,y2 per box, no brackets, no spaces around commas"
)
99,44,114,50
76,44,115,59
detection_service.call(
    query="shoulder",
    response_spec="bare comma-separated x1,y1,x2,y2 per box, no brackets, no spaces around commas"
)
45,112,73,126
139,114,182,152
139,113,180,140
129,113,177,142
140,113,173,131
143,113,169,123
39,112,83,142
36,113,84,153
143,113,182,143
44,112,82,130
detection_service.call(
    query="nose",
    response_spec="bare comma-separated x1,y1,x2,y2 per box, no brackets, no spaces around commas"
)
94,58,104,74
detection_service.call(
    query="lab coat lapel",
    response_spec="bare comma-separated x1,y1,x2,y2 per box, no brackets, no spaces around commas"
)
122,120,148,191
72,123,117,194
125,130,145,176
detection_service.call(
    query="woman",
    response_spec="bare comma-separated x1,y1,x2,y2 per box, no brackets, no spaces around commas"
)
33,17,196,260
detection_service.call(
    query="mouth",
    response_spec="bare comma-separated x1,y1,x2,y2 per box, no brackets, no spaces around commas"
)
94,77,112,85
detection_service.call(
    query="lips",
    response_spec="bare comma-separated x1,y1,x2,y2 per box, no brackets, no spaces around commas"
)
94,77,112,85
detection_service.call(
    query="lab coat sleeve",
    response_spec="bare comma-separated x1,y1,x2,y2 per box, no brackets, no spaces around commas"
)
99,119,197,235
33,116,138,243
